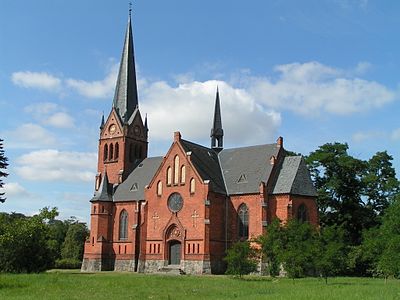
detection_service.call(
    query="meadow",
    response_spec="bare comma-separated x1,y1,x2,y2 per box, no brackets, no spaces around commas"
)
0,271,399,300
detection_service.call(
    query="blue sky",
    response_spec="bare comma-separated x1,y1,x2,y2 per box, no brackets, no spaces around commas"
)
1,0,399,223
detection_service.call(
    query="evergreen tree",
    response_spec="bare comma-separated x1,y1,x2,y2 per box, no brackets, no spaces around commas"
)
0,138,8,203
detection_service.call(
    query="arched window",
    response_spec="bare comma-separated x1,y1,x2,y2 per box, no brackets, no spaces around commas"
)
297,204,308,223
103,144,108,161
190,178,195,194
167,167,172,185
157,181,162,196
238,204,249,240
119,210,128,240
174,156,180,184
109,143,114,160
115,143,119,160
181,165,186,184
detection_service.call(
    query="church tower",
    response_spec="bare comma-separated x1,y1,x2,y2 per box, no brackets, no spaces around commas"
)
96,13,148,186
210,87,224,151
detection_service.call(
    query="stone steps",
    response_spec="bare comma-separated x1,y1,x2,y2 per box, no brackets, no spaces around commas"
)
155,265,186,275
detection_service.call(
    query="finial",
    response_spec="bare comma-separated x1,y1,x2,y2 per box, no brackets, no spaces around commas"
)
129,2,132,17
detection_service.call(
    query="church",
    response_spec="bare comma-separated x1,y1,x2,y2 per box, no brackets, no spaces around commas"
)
81,13,318,275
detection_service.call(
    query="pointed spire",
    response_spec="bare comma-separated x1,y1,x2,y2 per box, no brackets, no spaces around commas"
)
210,86,224,151
100,112,105,130
112,11,139,124
144,113,148,131
91,170,112,202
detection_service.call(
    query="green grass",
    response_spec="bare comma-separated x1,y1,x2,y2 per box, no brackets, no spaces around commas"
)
0,271,399,299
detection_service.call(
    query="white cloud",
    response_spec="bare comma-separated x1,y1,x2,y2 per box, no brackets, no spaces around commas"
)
3,123,57,149
15,150,97,182
44,112,75,128
66,64,118,98
141,80,281,146
24,102,74,128
3,182,29,197
12,71,61,91
247,61,395,116
352,130,385,143
25,102,60,116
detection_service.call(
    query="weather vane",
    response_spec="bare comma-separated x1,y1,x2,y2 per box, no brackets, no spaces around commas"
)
129,2,132,17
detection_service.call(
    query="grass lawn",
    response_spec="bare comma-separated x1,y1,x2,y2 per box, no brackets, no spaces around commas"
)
0,270,399,299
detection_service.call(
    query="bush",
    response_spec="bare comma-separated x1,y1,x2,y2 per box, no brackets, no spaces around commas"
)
54,258,82,269
225,241,258,278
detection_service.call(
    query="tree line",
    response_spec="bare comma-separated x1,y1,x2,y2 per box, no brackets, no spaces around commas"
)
225,142,400,281
0,208,88,273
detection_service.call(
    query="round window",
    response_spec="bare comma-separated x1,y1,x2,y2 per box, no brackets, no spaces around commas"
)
167,192,183,213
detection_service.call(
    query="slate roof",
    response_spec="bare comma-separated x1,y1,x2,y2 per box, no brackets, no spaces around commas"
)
91,171,112,202
218,144,280,195
180,139,226,194
272,156,317,197
113,156,163,201
113,15,139,124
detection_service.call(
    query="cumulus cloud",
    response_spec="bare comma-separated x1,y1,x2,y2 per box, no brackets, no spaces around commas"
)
66,64,118,98
3,123,57,149
140,80,281,146
44,112,75,128
247,61,395,116
3,182,30,197
24,102,75,128
15,150,97,182
12,71,61,91
24,102,60,116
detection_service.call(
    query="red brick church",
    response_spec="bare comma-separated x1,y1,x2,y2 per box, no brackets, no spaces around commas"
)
81,14,318,274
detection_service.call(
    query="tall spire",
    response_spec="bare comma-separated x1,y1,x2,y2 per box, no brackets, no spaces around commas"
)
210,87,224,151
112,11,139,123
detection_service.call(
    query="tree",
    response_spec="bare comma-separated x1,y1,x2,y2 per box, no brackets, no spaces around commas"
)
225,241,257,278
61,222,88,261
0,207,58,273
259,218,283,276
0,138,8,203
376,197,400,280
279,220,318,279
363,151,400,217
315,225,346,283
306,143,372,245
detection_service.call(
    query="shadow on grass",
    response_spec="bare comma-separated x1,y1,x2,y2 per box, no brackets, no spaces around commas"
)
0,282,28,290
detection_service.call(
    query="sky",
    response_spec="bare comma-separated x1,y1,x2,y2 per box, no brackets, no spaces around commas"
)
1,0,399,224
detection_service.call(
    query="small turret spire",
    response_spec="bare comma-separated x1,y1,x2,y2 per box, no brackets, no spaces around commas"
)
144,113,148,131
210,87,224,151
100,112,105,130
112,8,139,123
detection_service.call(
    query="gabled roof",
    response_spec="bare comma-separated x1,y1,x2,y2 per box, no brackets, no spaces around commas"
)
272,156,317,197
218,144,280,195
113,156,163,201
180,139,226,194
91,172,112,202
112,15,139,124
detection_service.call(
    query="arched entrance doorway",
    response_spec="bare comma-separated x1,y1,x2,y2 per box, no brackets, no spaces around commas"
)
168,240,181,265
